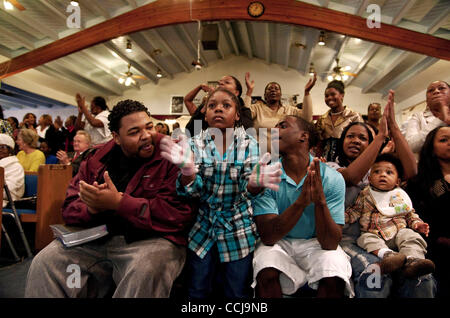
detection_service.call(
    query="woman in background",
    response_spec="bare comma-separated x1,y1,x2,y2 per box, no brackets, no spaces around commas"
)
406,126,450,297
315,80,362,161
16,128,45,172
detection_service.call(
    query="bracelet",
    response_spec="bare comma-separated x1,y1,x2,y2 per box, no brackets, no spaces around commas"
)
256,164,261,187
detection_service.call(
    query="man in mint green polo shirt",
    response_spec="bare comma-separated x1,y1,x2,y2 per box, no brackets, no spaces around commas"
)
251,115,353,298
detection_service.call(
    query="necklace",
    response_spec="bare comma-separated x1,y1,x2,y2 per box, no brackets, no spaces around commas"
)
330,110,344,116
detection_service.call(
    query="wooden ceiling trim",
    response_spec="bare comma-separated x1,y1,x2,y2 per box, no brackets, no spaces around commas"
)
0,0,449,79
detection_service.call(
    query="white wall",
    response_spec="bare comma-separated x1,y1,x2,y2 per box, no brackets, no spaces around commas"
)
109,55,385,118
4,55,414,126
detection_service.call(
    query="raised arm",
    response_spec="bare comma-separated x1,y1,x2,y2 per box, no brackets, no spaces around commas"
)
338,108,389,186
75,94,104,128
301,72,316,123
310,158,343,250
184,84,211,115
385,90,417,179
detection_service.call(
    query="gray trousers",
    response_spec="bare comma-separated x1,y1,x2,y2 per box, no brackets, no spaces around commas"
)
357,228,427,259
25,236,186,298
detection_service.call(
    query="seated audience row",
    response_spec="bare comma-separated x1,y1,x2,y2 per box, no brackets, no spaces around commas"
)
15,78,449,299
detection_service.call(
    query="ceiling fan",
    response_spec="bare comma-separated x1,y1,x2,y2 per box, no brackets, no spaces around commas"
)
322,58,358,82
3,0,25,10
118,64,147,86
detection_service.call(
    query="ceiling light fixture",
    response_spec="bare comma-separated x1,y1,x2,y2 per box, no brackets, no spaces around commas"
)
309,63,315,76
124,76,132,86
118,77,125,84
318,31,326,46
156,69,162,78
70,1,79,6
327,59,355,82
126,39,132,53
4,0,14,10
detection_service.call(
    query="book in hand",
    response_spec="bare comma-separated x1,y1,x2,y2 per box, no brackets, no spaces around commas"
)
50,224,108,247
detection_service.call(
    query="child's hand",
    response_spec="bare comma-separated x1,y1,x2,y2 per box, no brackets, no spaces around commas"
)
249,153,282,192
160,135,197,176
414,222,430,237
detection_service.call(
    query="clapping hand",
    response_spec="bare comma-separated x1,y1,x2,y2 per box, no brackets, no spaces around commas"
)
160,135,197,176
245,72,255,95
76,93,87,113
248,153,282,192
79,171,122,214
296,158,326,208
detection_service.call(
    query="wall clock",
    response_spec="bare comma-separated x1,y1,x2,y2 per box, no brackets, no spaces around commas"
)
248,1,265,18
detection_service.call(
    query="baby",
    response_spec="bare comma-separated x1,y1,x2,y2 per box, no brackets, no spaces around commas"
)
345,153,435,277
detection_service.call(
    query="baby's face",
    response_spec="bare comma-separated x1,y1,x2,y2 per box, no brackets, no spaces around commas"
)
369,161,400,191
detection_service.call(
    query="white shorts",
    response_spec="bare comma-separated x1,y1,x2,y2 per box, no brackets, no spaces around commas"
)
252,238,354,297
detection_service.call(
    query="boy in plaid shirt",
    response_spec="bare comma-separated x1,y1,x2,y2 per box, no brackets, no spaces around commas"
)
161,87,282,298
346,153,435,278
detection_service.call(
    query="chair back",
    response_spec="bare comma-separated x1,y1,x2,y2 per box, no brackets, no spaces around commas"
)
24,172,38,198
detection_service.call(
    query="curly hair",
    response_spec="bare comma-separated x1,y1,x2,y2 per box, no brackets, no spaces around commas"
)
335,122,374,167
374,153,404,179
326,80,345,94
92,96,108,111
108,99,151,133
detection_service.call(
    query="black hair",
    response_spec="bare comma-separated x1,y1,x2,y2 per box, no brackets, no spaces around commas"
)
326,80,345,94
415,126,446,193
108,99,151,133
229,75,242,98
229,75,246,110
374,153,403,179
0,105,4,120
335,122,374,167
206,87,241,111
7,116,19,128
205,87,242,126
264,82,282,94
368,102,381,111
287,115,318,149
92,96,108,111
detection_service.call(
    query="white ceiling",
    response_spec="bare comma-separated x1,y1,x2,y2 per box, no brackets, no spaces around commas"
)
0,0,449,109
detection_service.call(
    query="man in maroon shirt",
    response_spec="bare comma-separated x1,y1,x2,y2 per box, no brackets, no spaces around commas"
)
25,100,194,298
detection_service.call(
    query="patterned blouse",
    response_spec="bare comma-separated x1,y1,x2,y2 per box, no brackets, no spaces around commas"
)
314,106,362,161
176,127,260,262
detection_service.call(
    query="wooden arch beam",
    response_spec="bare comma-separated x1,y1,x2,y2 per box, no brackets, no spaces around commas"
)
0,0,449,79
